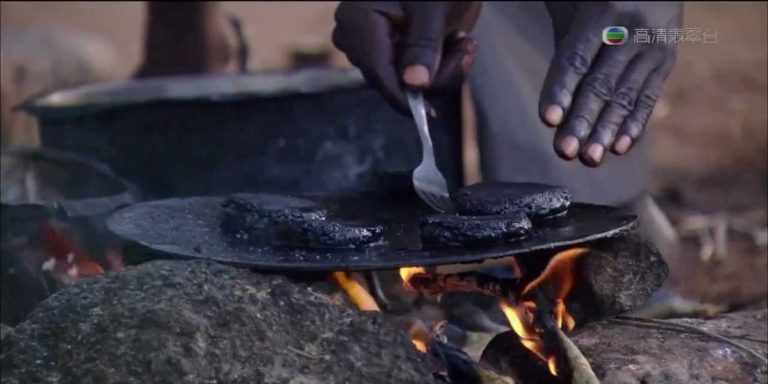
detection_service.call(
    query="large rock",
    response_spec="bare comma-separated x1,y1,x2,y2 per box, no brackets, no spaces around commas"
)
480,310,767,384
566,233,670,324
573,310,768,384
0,260,432,384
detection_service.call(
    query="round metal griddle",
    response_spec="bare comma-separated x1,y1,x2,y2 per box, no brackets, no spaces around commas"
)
106,193,637,272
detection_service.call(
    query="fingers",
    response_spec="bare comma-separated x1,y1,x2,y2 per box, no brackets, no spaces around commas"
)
428,32,477,93
553,43,637,162
538,22,604,127
583,53,660,163
332,2,480,116
400,2,451,88
614,59,675,154
332,3,410,114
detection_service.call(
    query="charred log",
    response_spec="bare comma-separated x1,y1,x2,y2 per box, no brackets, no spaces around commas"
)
428,339,483,384
480,330,559,384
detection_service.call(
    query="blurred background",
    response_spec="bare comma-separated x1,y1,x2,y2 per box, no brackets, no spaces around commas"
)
1,2,766,314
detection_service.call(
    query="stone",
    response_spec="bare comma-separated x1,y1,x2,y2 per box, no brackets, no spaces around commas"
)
0,260,432,384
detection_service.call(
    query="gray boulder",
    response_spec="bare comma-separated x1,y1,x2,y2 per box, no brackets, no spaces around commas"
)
0,260,432,384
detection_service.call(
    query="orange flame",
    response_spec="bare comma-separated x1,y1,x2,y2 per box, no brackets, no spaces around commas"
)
399,266,426,290
407,319,429,353
331,272,380,312
333,271,429,353
554,300,575,331
38,221,104,284
499,301,548,360
522,247,587,333
522,247,587,300
547,357,558,377
499,247,589,377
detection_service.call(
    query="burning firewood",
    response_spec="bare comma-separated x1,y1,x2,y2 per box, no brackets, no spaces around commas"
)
397,248,593,382
399,234,668,326
333,234,668,383
400,267,520,300
427,321,514,384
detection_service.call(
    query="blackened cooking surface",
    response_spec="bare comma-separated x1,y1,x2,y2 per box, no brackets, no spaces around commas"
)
106,194,637,272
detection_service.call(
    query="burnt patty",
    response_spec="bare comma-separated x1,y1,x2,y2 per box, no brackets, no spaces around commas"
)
451,182,571,218
220,193,326,240
420,213,531,246
221,193,384,248
275,219,385,249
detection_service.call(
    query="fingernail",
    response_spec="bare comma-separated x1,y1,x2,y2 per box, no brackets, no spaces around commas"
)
403,65,430,87
586,144,604,164
461,55,474,71
614,135,632,154
456,30,468,39
560,136,579,159
544,105,564,126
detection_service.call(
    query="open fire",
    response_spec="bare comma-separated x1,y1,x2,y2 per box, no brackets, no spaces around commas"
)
497,248,586,376
330,272,380,312
330,271,429,352
333,247,589,381
37,221,123,286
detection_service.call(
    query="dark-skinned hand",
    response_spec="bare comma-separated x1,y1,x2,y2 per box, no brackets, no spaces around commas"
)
542,2,682,166
332,2,482,115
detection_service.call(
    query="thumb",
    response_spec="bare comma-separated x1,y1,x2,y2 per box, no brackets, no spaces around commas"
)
400,3,449,89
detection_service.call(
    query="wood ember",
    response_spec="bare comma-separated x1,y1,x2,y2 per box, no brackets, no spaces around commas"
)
406,271,518,300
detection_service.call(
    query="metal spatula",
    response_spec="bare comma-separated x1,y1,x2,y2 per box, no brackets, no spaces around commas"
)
406,90,455,213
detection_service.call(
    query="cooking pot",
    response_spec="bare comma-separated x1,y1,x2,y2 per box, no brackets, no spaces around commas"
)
19,68,463,198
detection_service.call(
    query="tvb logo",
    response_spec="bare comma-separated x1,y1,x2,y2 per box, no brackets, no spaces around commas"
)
602,26,628,45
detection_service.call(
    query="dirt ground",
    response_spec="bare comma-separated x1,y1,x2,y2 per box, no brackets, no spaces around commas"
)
645,3,768,310
2,2,766,310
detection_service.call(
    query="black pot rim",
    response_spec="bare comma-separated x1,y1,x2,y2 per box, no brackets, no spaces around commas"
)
17,68,366,120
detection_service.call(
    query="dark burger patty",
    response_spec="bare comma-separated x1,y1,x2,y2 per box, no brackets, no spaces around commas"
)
220,193,384,248
451,182,571,218
220,193,327,240
274,219,385,249
420,213,532,246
